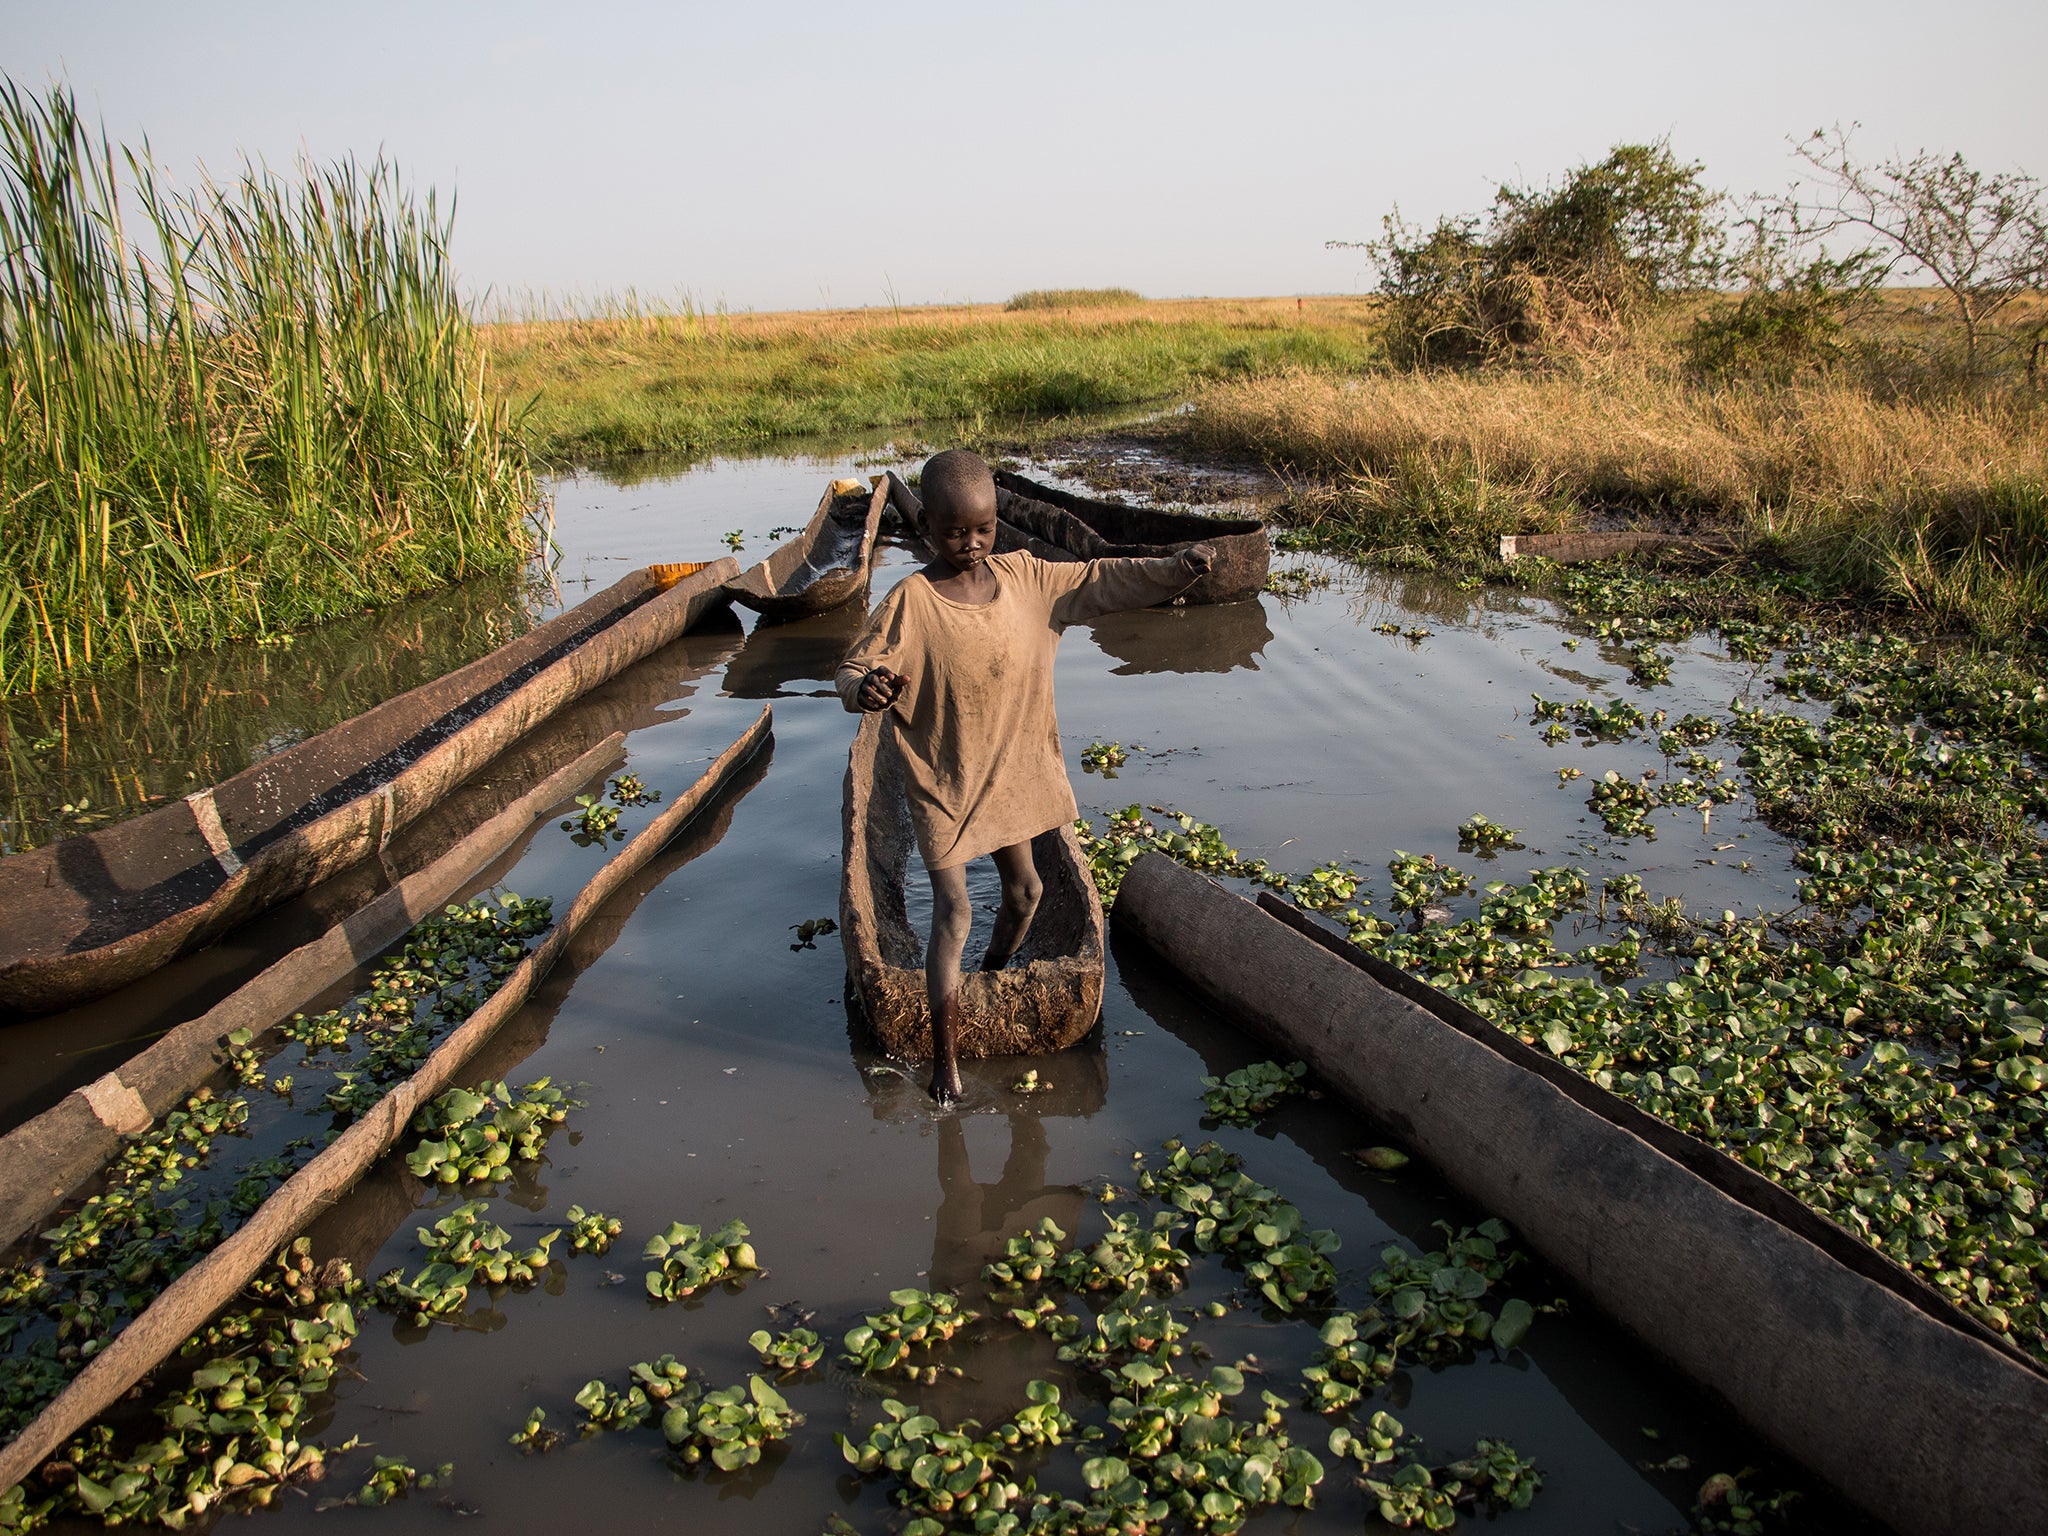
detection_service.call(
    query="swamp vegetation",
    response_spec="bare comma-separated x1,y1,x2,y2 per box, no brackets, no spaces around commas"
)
0,80,539,698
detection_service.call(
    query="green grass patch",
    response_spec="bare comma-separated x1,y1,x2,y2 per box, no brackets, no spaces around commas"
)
483,297,1378,465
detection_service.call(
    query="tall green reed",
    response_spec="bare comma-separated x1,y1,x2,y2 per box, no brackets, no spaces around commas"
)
0,78,542,697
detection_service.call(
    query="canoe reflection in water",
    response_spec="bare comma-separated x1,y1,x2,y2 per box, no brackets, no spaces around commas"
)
852,1036,1105,1426
1082,597,1272,676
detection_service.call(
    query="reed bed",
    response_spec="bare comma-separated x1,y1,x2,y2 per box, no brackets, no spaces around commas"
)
0,80,542,698
1186,368,2048,636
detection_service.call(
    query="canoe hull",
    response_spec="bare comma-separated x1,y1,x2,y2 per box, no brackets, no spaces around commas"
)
726,481,886,621
839,711,1103,1058
0,560,739,1016
993,470,1269,605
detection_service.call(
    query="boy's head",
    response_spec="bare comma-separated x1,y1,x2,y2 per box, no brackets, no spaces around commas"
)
920,449,999,573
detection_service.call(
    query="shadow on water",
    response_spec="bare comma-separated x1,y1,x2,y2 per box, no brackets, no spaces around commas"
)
1082,597,1273,675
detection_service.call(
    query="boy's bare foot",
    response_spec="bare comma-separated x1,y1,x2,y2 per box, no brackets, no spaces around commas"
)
929,1075,963,1108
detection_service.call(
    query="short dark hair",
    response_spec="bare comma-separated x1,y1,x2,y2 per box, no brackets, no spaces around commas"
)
921,449,995,519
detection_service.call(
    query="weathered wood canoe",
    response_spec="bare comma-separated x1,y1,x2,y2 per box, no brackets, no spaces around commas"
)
0,559,739,1017
0,705,773,1499
724,478,887,621
992,470,1269,604
1112,852,2048,1536
839,710,1103,1059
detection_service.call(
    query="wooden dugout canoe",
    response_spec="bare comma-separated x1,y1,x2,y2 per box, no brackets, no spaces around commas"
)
1112,852,2048,1536
0,559,738,1017
724,479,887,621
992,469,1270,605
839,710,1104,1059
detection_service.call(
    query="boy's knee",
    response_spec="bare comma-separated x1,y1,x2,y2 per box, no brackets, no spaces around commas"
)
1003,868,1043,914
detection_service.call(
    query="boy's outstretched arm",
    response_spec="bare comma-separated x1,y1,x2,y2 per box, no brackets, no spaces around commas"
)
1050,543,1216,625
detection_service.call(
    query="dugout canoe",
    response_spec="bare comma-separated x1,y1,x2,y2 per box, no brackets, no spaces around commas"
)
840,710,1104,1059
0,559,739,1017
0,705,774,1499
724,478,887,621
992,470,1269,605
1111,852,2048,1536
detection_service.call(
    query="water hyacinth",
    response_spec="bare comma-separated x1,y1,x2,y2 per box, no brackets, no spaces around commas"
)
643,1218,758,1301
1199,1060,1309,1126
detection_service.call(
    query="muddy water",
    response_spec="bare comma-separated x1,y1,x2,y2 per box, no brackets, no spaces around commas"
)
31,449,1880,1533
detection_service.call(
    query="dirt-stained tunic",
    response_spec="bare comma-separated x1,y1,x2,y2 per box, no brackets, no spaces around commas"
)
837,550,1193,869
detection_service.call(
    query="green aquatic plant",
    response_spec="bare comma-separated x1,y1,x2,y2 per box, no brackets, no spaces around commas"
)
788,915,837,950
662,1375,804,1470
1300,1312,1398,1412
509,1406,562,1453
1137,1140,1339,1311
982,1217,1070,1289
331,1455,453,1509
561,793,623,845
643,1218,758,1301
1054,1298,1190,1373
372,1201,559,1325
1081,740,1133,775
1456,813,1521,852
3,1245,370,1528
607,772,661,807
1388,851,1470,914
1199,1060,1309,1125
565,1205,622,1255
842,1288,980,1383
747,1325,824,1374
406,1077,580,1186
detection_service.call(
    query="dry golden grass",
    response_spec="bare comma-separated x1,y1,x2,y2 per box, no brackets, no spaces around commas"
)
1191,367,2045,515
1186,366,2048,635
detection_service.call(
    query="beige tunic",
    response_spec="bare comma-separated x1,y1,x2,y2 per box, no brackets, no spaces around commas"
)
837,551,1193,869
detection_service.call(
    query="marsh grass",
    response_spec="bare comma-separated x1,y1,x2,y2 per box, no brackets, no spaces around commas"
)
0,80,540,697
1186,365,2048,636
482,295,1376,463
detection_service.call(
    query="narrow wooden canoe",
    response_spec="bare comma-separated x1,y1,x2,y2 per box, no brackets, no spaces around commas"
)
0,559,739,1017
1112,853,2048,1536
839,710,1103,1059
724,479,887,621
992,470,1270,605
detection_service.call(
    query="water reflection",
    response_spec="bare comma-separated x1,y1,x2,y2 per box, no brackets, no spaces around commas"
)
722,603,868,700
1,573,544,855
0,621,750,1124
1083,598,1272,675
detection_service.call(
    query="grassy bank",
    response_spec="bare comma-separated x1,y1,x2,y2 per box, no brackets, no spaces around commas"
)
1183,364,2048,640
482,295,1376,464
0,82,540,699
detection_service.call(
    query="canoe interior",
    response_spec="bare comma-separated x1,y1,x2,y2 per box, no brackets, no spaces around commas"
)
839,711,1103,1060
726,481,885,618
0,561,734,1016
992,469,1270,604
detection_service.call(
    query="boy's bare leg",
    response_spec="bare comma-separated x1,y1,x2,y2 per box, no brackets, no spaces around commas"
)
926,862,972,1105
979,841,1043,972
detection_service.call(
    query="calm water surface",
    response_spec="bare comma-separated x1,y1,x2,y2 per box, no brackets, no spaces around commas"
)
30,448,1882,1534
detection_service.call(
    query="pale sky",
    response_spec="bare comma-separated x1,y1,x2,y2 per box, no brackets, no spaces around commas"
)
8,1,2046,313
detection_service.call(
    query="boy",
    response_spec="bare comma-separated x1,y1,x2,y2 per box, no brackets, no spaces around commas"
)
838,449,1212,1104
